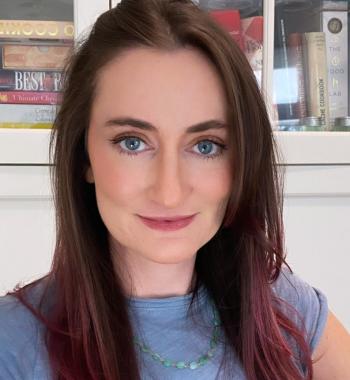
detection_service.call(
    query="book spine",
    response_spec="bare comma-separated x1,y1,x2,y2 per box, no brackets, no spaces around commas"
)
0,70,63,91
321,1,348,11
0,104,56,122
208,10,243,50
287,33,307,119
322,11,348,121
1,44,71,70
0,91,61,105
241,16,263,87
274,6,294,121
0,20,74,40
0,122,52,129
302,32,330,129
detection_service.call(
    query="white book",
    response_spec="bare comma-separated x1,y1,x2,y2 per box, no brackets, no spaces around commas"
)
303,32,330,129
321,11,348,122
0,104,57,123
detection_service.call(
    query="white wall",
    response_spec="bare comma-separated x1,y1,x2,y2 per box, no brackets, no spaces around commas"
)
284,195,350,329
0,198,55,294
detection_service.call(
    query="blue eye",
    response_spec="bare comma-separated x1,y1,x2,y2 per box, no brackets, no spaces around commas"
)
110,135,227,160
196,140,216,156
121,137,143,151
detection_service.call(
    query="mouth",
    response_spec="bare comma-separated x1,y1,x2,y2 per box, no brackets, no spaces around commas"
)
138,214,197,222
137,214,197,231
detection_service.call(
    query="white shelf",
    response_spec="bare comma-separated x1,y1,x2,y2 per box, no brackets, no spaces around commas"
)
0,166,51,199
275,132,350,165
283,165,350,197
0,129,51,165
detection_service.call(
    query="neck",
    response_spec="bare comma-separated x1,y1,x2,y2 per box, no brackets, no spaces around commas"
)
111,243,197,299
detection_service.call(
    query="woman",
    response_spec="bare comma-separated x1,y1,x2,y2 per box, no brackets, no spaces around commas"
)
0,0,349,379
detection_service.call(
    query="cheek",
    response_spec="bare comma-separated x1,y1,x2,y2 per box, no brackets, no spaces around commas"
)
192,162,232,201
93,160,143,204
192,162,232,226
88,140,145,203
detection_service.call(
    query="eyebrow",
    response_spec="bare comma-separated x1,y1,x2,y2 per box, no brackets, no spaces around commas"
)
104,117,227,133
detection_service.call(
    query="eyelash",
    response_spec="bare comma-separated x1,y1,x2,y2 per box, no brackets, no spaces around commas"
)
109,134,228,160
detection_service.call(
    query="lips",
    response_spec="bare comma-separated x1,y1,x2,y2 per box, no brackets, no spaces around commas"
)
139,214,196,222
137,214,196,231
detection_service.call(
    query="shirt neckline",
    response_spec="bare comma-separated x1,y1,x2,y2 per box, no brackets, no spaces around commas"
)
126,283,207,310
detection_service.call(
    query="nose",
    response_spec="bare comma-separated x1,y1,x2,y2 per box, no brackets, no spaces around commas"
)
149,149,190,208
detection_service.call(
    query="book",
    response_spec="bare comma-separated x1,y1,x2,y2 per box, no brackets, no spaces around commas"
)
241,16,263,87
0,104,56,122
321,1,348,11
302,32,330,129
0,91,62,105
319,10,348,122
274,6,295,120
0,20,74,41
0,70,63,92
287,33,307,119
1,44,71,70
0,122,52,129
208,10,243,50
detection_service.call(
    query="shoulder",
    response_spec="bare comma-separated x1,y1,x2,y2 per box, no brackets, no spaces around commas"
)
270,269,350,379
312,310,350,379
271,267,329,354
0,282,48,379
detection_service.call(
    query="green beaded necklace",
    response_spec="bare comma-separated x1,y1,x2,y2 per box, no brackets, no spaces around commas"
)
133,303,221,370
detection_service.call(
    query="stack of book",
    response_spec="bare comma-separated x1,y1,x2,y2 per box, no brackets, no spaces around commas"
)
274,0,348,131
0,19,74,129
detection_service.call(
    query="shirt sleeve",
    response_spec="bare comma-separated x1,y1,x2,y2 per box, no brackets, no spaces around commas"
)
0,295,40,379
272,268,329,354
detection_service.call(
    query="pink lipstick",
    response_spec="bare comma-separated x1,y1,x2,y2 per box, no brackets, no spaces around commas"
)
137,214,196,231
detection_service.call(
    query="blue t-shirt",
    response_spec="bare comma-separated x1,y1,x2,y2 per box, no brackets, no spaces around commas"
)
0,269,328,379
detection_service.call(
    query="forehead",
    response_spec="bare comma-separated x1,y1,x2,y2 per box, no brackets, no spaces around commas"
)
91,47,228,130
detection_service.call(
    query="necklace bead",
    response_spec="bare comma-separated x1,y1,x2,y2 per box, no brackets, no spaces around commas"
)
133,302,221,370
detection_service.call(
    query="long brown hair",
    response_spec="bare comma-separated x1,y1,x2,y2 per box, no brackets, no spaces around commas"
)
10,0,313,379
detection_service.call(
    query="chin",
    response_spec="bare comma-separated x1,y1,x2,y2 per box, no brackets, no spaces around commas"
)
143,250,197,265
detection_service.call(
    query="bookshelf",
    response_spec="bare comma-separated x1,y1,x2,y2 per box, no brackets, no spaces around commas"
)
0,0,109,164
0,0,349,165
271,0,350,164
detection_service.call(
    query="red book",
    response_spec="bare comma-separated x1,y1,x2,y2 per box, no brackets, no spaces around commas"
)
0,90,61,104
209,10,243,50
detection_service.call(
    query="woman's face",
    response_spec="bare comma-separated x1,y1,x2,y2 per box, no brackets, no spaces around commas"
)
87,47,232,266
